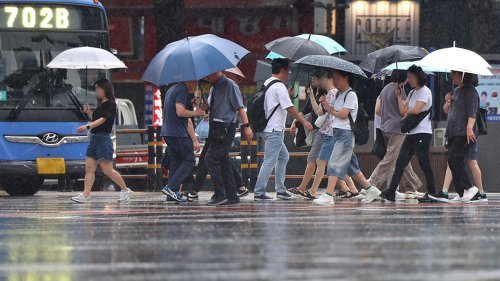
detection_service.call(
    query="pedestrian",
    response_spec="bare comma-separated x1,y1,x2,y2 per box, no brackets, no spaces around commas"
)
369,70,423,200
254,58,313,201
161,81,206,202
380,66,435,202
71,79,133,203
429,71,480,203
295,70,358,199
288,71,327,196
202,71,254,206
313,70,381,205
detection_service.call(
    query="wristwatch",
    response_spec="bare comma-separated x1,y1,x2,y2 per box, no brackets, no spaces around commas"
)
86,125,91,130
243,123,250,128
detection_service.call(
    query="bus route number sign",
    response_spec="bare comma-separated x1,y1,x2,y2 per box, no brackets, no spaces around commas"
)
1,6,71,29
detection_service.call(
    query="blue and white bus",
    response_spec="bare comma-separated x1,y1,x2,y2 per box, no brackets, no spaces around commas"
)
0,0,110,195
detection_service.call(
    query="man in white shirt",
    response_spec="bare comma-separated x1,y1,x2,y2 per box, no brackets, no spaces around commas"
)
254,59,313,201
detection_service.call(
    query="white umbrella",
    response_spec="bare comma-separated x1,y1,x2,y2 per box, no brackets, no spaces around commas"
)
416,46,492,76
47,46,127,69
47,47,127,102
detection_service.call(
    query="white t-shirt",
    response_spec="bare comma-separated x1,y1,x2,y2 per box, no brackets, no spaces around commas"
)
332,88,358,131
263,77,294,133
407,85,433,135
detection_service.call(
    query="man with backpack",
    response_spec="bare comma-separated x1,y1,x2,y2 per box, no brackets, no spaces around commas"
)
252,59,313,201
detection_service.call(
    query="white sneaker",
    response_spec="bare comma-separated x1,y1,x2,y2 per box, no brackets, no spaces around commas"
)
118,188,133,202
312,194,335,205
354,193,366,200
360,189,367,196
395,191,406,201
71,193,91,203
361,186,381,204
405,191,425,199
462,186,479,202
449,195,463,204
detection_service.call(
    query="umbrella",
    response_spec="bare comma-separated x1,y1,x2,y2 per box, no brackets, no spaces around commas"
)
382,61,449,73
294,55,368,79
225,67,245,78
142,34,249,85
47,46,127,69
416,47,492,76
359,45,429,74
265,36,330,61
47,46,127,101
266,34,347,60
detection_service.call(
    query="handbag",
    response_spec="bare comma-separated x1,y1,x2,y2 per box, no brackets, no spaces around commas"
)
207,90,230,142
195,118,210,140
303,113,314,146
400,90,431,133
294,122,307,147
372,128,386,159
314,114,327,128
477,107,488,136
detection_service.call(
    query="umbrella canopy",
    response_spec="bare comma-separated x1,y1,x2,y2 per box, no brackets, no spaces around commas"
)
142,34,250,85
266,34,347,60
416,47,492,76
265,36,330,61
47,46,127,69
294,55,368,78
382,61,449,73
224,67,245,78
359,45,429,74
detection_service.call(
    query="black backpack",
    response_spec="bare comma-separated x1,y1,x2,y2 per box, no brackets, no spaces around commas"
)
250,80,282,132
343,90,370,145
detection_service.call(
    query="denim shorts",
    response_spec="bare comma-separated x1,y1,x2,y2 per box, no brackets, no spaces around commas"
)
465,142,477,160
327,128,361,179
86,134,114,161
317,135,334,161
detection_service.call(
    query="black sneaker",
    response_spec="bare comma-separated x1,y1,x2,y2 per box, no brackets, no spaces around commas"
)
417,193,433,203
471,192,488,203
335,190,347,197
237,186,249,198
187,190,199,199
206,196,227,206
217,198,241,206
428,191,449,203
380,190,396,202
276,191,294,200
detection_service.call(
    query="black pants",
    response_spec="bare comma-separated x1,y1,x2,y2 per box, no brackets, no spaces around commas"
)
387,133,435,195
192,139,244,193
447,136,472,197
205,124,238,200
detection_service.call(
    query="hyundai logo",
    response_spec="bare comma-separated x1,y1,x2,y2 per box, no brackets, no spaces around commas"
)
41,132,60,144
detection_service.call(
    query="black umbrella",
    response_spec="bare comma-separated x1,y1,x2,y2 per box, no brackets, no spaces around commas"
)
294,55,368,78
265,36,330,61
359,45,429,74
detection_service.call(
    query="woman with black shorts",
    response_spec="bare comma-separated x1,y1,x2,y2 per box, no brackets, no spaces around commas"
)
71,79,133,203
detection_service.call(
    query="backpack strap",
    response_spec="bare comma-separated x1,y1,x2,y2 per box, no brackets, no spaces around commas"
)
341,89,356,126
263,79,283,121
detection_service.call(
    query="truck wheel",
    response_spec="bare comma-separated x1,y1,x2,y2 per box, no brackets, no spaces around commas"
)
2,177,43,196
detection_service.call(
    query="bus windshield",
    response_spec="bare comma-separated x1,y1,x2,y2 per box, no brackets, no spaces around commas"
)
0,31,108,111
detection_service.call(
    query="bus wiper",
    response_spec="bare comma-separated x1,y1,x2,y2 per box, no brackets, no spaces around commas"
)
7,78,40,121
63,86,88,120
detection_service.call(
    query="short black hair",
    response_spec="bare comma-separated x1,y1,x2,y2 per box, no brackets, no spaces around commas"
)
94,78,115,100
271,58,289,75
336,70,354,86
407,65,427,86
391,69,408,83
481,91,487,97
452,71,479,87
312,70,328,79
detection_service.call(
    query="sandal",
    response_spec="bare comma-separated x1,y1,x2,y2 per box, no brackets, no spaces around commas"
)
287,187,303,195
341,191,359,199
335,190,347,197
303,190,317,200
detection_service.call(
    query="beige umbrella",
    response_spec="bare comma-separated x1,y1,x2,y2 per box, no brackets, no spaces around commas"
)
224,67,245,78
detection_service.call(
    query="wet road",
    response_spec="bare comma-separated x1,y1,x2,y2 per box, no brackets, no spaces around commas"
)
1,191,500,281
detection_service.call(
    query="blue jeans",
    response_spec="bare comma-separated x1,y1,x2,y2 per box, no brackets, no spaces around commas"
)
164,136,195,192
327,129,361,179
254,131,289,196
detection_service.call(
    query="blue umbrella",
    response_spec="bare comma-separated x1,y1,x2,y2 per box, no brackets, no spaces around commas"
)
142,34,250,85
266,34,347,60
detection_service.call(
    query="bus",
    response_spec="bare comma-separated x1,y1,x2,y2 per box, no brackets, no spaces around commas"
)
0,0,110,195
